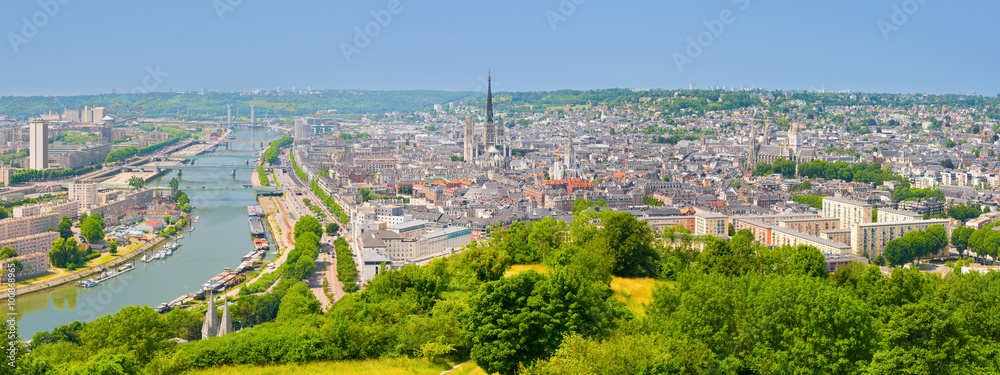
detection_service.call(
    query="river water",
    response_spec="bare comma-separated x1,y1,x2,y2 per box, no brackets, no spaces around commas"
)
13,128,283,340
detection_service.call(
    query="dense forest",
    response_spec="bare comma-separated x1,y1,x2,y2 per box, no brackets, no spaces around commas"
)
8,210,999,374
0,91,479,120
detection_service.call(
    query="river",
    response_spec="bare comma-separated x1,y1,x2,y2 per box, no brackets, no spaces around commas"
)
12,128,283,340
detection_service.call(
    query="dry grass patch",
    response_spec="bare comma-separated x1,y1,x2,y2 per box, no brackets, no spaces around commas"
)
504,264,550,277
610,277,671,316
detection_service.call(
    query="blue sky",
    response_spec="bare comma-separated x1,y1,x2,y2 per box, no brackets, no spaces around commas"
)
1,0,997,96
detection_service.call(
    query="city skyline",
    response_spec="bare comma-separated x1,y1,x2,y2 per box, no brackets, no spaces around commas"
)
1,0,997,96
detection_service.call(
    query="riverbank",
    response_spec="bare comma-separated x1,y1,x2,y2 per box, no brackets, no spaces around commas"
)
0,220,188,299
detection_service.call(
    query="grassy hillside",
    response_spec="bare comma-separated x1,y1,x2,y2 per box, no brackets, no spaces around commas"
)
187,357,481,375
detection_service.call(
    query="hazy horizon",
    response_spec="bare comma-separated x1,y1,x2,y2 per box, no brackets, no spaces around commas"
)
2,0,997,97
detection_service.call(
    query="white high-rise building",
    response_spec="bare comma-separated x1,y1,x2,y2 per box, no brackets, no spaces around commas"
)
294,119,311,142
29,119,48,170
69,183,99,208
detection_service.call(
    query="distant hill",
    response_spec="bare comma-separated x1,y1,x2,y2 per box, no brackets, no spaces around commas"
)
0,90,481,120
2,89,997,120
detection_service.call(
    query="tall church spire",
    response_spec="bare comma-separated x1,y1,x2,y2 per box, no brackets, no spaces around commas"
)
486,72,494,124
201,292,219,340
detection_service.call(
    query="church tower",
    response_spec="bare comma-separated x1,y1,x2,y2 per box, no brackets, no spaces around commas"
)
201,293,219,340
217,297,233,337
789,122,803,154
748,123,759,169
463,116,474,162
565,132,575,169
484,74,496,150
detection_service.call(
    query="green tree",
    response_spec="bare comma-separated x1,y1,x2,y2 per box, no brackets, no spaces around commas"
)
866,300,972,374
950,226,973,257
593,211,658,277
168,177,180,191
79,305,171,363
883,238,912,267
49,238,85,269
787,245,830,278
58,215,73,239
276,282,322,323
325,222,340,235
293,215,323,239
924,225,948,257
571,198,592,215
81,215,105,244
466,270,621,375
164,306,203,341
9,258,24,275
459,243,513,283
128,176,145,190
0,246,16,260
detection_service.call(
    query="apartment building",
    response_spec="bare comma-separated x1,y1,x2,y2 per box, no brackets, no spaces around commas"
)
819,229,852,246
728,213,820,226
69,183,100,208
898,198,945,217
694,212,728,238
0,213,61,241
733,219,775,246
850,219,950,259
373,225,472,261
13,200,80,219
0,253,50,280
771,225,853,254
823,197,872,228
877,207,923,223
86,189,163,225
777,217,840,237
0,231,60,257
386,220,430,239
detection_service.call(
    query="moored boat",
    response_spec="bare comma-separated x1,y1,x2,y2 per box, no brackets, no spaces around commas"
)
154,303,173,314
95,270,118,283
76,278,99,288
117,263,134,273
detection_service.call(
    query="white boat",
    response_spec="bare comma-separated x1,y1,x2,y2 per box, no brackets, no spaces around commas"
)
95,270,118,283
77,278,99,288
189,227,195,232
177,235,184,240
141,254,150,263
117,263,134,273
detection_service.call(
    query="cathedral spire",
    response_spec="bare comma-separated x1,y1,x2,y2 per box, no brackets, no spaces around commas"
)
486,72,494,124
